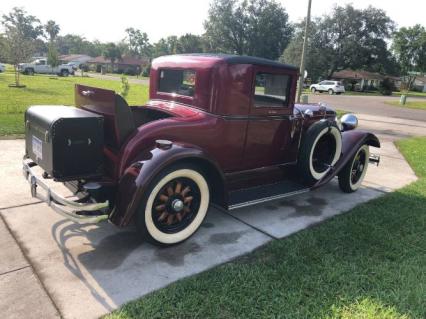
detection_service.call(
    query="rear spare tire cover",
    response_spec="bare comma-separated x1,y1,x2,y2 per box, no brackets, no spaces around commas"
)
298,120,342,183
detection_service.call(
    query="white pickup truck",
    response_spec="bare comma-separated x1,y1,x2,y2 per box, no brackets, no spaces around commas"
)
18,58,74,76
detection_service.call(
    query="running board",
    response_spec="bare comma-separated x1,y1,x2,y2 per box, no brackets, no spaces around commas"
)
228,180,310,210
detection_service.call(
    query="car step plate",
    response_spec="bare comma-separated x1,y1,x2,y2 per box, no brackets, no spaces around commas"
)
229,180,309,210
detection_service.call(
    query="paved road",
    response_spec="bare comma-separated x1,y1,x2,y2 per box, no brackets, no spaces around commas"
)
308,94,426,121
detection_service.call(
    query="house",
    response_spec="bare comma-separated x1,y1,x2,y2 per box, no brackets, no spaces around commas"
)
87,56,149,75
332,70,388,91
413,76,426,92
59,54,92,69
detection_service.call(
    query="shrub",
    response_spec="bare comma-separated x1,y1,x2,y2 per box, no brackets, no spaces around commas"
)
379,78,395,95
141,64,151,77
367,84,378,91
120,75,130,99
124,68,136,76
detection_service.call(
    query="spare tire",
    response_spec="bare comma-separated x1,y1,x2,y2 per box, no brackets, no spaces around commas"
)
298,120,342,184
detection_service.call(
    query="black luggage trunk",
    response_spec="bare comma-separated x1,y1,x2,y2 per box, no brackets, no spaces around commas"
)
25,105,104,181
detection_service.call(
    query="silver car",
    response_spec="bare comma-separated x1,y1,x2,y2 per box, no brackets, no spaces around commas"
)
310,80,345,95
0,63,5,73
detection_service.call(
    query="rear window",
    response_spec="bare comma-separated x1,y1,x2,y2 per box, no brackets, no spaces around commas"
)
254,73,291,108
158,69,196,97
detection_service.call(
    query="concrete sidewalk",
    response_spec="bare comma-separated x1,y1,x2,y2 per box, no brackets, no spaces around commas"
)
0,114,421,319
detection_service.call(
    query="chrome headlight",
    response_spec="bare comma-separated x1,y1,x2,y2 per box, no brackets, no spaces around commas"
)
340,113,358,131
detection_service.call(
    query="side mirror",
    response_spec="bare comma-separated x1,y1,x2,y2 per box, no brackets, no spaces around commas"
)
340,113,358,131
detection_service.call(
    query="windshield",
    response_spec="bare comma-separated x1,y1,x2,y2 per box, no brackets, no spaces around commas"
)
158,69,196,97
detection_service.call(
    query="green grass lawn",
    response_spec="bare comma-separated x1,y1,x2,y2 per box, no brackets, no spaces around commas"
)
385,100,426,111
106,137,426,319
0,68,149,136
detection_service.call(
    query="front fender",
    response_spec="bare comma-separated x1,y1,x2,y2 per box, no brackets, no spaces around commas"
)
110,142,225,226
313,130,380,189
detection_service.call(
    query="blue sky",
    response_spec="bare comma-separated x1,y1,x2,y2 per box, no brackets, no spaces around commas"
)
1,0,425,42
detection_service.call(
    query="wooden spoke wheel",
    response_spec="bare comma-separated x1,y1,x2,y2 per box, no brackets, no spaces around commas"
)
137,165,210,245
152,177,201,234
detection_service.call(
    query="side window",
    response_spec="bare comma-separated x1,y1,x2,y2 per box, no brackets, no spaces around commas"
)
158,69,196,97
254,72,291,108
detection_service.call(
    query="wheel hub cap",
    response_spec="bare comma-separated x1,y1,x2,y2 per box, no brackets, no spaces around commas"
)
171,199,184,212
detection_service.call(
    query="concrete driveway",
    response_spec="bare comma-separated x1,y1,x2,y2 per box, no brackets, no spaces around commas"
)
0,115,422,319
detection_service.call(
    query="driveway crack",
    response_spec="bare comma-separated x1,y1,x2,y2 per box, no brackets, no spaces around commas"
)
0,265,30,277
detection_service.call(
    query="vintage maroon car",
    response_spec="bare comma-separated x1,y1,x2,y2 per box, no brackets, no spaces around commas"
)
23,54,380,245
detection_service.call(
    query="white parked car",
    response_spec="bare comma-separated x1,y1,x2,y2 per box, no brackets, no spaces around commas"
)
0,63,5,72
18,58,74,76
310,80,345,95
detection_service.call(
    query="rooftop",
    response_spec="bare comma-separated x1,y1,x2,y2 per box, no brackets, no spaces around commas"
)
332,69,386,80
153,54,298,71
59,54,92,62
87,55,149,66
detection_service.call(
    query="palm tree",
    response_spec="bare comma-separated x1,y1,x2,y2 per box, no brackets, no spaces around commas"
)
44,20,60,43
44,20,60,74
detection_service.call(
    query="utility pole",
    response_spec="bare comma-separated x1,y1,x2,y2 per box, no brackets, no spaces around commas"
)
297,0,312,103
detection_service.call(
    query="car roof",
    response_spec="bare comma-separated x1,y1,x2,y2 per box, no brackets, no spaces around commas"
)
153,53,298,71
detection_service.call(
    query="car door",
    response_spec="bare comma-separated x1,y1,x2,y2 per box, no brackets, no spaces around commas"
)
318,81,327,91
35,60,49,74
242,66,297,169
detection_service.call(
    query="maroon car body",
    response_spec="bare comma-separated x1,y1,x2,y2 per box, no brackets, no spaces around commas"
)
23,54,380,245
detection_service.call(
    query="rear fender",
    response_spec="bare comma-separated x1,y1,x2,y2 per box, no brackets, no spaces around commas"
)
110,142,226,226
313,130,380,189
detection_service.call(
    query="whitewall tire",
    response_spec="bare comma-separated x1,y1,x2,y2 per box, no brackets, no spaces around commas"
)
298,121,342,184
338,144,369,193
138,165,210,245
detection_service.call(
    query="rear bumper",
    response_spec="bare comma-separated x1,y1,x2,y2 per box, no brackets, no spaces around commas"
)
369,153,380,165
22,159,109,224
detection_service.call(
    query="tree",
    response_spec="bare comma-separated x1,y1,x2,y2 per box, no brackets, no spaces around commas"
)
320,5,395,78
44,20,60,42
177,34,204,54
204,0,293,60
392,25,426,89
0,34,7,61
47,44,60,73
281,19,330,82
152,36,179,57
281,5,396,82
44,20,60,74
56,34,103,56
124,27,152,57
102,42,122,72
1,7,43,87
